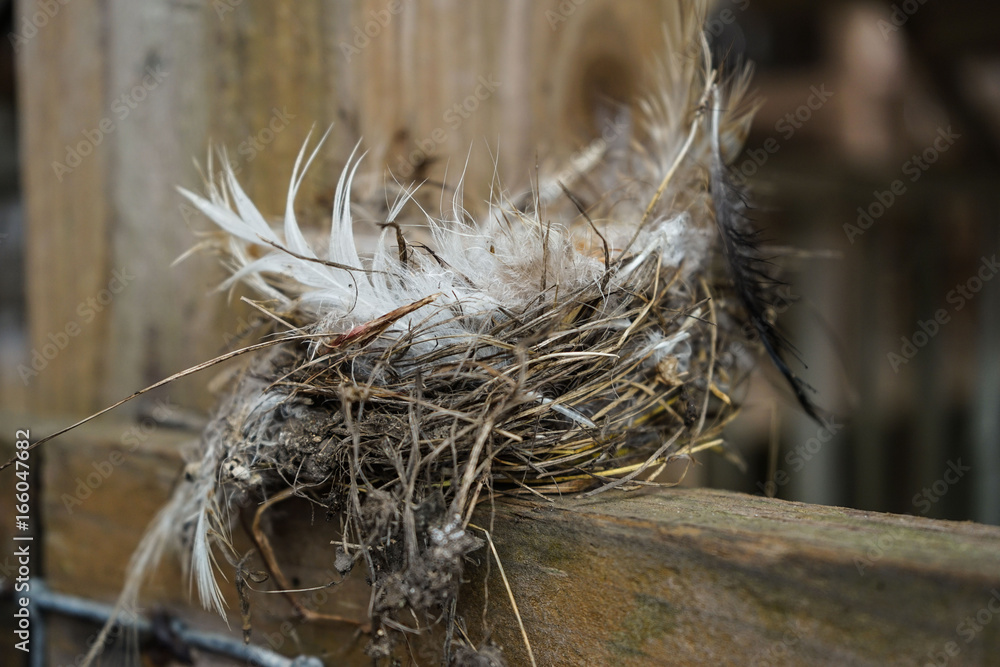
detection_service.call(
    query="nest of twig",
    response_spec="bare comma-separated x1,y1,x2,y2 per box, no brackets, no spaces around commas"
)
213,234,741,658
54,5,820,665
210,211,751,656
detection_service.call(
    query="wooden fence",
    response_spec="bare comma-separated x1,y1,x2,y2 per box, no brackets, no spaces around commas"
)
6,0,1000,664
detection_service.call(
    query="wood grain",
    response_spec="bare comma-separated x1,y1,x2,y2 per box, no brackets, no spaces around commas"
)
18,0,110,416
5,418,997,666
465,491,1000,666
17,0,676,418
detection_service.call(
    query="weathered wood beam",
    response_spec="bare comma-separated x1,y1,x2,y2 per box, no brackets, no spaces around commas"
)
465,490,1000,666
3,418,998,665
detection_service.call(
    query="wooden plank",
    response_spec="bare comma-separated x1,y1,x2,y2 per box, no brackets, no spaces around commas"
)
16,0,231,417
18,0,111,416
17,0,677,420
464,491,1000,666
7,420,998,665
101,0,227,414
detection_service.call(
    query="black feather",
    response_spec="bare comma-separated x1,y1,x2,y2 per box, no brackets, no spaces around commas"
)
708,95,823,424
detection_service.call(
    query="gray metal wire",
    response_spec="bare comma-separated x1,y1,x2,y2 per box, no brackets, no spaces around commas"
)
26,578,324,667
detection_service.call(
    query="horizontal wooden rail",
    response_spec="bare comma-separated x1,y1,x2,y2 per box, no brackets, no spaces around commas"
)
466,491,1000,666
2,415,998,665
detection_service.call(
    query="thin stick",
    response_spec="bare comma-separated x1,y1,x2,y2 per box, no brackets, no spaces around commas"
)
468,524,537,667
580,427,684,498
258,236,376,275
693,278,718,439
558,181,610,274
618,39,717,262
250,487,363,627
240,297,303,336
2,295,437,472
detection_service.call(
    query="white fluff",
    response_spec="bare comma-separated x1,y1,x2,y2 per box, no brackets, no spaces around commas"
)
178,141,718,353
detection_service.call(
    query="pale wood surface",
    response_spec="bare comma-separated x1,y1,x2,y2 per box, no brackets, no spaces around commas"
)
17,0,678,419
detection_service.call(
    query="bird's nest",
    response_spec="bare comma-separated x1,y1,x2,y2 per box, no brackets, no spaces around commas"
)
12,5,821,665
210,230,743,660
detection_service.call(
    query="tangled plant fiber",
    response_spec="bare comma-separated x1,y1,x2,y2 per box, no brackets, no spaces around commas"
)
6,2,821,665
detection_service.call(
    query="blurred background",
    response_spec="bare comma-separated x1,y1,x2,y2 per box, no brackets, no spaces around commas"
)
0,0,997,537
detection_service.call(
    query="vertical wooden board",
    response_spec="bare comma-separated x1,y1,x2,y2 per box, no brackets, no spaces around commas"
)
221,0,328,217
18,0,111,416
300,0,680,216
352,0,408,187
202,0,361,238
19,0,685,419
102,0,234,414
493,0,533,190
18,0,242,416
526,0,678,173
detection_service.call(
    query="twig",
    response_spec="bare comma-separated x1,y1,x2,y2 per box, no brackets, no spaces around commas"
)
468,524,537,667
249,487,365,628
